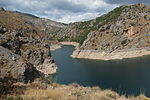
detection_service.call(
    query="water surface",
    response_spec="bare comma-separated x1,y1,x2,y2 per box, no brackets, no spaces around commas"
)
51,45,150,97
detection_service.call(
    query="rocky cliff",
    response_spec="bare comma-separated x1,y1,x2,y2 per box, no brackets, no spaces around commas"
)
56,3,150,60
0,8,57,83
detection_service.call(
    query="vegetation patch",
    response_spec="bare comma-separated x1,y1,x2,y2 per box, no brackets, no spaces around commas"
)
47,74,57,84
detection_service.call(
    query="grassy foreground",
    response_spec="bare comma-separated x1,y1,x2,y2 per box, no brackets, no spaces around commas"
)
1,82,149,100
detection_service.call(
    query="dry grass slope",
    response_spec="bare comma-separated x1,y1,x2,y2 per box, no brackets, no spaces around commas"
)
4,82,150,100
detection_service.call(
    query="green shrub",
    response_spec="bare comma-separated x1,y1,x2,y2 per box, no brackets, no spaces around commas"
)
7,97,14,100
71,29,90,44
47,74,57,84
94,6,128,27
6,96,23,100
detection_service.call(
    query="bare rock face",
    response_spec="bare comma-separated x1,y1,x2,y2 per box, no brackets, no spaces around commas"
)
0,9,57,83
37,59,57,75
0,46,40,83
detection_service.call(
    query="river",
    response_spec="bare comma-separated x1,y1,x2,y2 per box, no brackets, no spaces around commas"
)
51,45,150,97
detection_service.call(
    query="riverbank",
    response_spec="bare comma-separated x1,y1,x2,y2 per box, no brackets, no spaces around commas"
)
71,48,150,60
50,42,80,51
59,42,79,49
51,42,150,60
50,44,62,51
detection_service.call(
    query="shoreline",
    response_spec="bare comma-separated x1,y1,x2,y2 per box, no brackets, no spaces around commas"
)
50,44,62,51
50,42,79,51
51,42,150,60
59,42,79,49
71,48,150,60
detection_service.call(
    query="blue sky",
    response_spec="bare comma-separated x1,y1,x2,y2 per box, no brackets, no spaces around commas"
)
0,0,150,23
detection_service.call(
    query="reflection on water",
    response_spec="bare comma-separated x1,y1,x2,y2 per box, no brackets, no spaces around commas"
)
51,45,150,97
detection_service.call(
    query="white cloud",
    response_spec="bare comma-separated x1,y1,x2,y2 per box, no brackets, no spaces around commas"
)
1,0,148,23
56,0,119,23
57,12,100,23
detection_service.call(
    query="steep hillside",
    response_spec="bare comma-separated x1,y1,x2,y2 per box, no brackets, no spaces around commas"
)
56,3,150,60
13,11,66,34
0,8,57,83
55,5,128,44
80,3,150,51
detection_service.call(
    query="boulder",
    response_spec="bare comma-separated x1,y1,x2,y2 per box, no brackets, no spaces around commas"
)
36,59,57,75
0,7,5,11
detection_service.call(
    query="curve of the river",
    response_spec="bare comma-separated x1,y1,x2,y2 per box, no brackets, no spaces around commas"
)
51,45,150,97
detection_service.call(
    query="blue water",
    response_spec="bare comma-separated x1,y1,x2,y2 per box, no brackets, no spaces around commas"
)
51,45,150,97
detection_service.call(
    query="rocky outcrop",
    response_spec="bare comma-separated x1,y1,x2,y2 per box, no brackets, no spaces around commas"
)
0,8,5,11
37,59,57,75
0,46,41,83
50,44,62,51
0,8,57,83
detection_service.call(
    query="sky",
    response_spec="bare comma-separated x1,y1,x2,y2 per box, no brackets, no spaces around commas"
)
0,0,150,24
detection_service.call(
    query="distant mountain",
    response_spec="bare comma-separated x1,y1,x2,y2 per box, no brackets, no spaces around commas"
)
13,11,66,34
14,11,39,18
56,3,150,52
